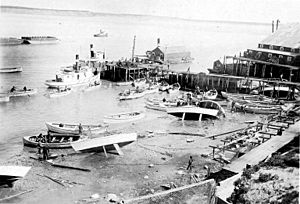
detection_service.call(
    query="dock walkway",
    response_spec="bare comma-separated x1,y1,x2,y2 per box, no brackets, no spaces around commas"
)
216,120,299,203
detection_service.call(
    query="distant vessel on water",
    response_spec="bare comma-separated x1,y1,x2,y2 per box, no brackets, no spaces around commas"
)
94,29,108,37
0,66,22,73
21,36,59,44
0,37,23,46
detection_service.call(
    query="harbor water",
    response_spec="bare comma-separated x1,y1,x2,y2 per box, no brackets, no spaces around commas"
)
0,11,270,162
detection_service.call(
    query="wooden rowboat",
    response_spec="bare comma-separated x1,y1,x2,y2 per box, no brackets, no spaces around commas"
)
203,89,218,100
8,88,37,97
23,133,87,149
103,111,145,124
119,90,146,100
45,122,108,134
0,67,22,73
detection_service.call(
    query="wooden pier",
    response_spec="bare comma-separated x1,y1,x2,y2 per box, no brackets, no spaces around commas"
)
216,120,300,203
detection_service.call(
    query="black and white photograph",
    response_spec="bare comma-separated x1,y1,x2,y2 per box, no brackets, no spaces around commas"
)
0,0,299,203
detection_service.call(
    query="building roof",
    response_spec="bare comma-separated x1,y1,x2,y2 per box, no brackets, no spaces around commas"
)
249,48,299,57
260,23,300,49
153,46,190,54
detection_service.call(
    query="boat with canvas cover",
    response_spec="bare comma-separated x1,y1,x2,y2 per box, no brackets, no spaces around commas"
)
23,133,87,149
0,66,22,73
46,122,108,134
0,166,31,187
71,133,137,153
167,100,225,120
103,111,145,124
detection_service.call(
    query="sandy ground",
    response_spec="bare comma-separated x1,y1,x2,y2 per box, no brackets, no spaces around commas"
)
0,104,263,203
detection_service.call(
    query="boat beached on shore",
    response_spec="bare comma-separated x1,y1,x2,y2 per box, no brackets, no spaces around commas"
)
103,111,145,124
119,89,146,100
0,166,31,187
167,100,225,121
46,122,108,135
23,133,87,149
71,133,137,153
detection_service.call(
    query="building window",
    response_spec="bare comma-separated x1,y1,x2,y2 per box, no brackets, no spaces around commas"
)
269,45,273,50
279,55,283,58
268,53,272,58
280,47,284,51
291,48,295,53
287,56,292,62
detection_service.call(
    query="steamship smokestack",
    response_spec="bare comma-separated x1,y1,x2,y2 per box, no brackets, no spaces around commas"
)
90,44,95,58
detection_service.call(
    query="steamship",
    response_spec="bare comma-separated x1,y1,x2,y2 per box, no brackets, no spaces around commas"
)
21,36,59,44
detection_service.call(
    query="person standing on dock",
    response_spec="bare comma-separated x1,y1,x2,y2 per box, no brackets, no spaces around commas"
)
78,123,83,134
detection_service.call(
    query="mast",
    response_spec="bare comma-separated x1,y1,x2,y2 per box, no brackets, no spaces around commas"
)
132,35,136,62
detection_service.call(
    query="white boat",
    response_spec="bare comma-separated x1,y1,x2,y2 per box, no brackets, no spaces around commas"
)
0,95,10,102
168,83,181,94
21,36,59,44
167,100,225,121
250,86,299,99
84,81,102,92
46,122,108,134
48,88,72,98
159,81,170,92
132,78,149,88
0,166,31,187
119,89,146,100
8,88,37,97
94,29,108,37
103,111,145,124
143,83,159,95
203,89,218,100
45,67,100,88
71,133,137,153
116,81,133,86
0,66,22,73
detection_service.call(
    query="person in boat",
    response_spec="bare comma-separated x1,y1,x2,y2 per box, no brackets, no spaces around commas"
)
78,123,83,134
10,86,16,92
23,86,27,91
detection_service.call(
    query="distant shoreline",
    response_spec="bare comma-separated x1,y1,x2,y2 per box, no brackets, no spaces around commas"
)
1,5,269,26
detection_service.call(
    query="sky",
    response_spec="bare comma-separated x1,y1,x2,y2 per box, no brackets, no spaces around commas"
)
1,0,300,23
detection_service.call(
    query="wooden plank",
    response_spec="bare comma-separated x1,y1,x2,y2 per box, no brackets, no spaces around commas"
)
113,144,124,156
0,189,33,202
259,131,277,136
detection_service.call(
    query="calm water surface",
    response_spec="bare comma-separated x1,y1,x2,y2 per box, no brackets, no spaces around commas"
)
0,12,270,161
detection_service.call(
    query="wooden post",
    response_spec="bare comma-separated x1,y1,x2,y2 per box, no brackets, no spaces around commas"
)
289,69,292,81
125,68,128,82
182,113,186,121
254,63,257,77
199,114,202,121
103,146,108,157
262,64,266,78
